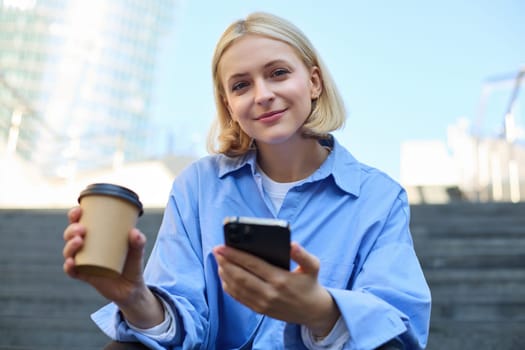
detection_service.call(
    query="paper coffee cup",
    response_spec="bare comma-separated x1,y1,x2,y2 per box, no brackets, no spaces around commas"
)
74,183,143,278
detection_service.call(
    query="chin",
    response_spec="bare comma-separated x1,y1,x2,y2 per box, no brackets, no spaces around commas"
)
251,127,302,146
258,134,295,146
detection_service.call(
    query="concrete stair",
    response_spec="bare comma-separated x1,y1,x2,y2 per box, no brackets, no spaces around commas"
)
410,203,525,350
0,209,163,350
1,203,524,349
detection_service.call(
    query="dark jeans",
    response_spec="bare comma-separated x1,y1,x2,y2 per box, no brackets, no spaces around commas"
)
104,341,149,350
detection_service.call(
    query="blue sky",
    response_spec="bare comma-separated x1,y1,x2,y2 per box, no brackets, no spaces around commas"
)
150,0,524,180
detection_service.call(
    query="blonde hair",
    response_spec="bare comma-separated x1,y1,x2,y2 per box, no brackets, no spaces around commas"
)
207,12,346,156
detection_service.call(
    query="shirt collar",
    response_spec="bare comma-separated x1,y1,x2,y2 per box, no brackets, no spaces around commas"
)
217,135,361,197
217,149,257,178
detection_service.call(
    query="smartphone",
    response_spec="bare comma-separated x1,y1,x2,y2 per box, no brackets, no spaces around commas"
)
223,216,291,270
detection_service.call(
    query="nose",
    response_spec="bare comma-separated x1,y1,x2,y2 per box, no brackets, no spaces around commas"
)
253,79,274,106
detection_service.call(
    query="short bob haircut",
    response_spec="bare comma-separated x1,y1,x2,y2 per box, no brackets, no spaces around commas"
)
207,12,346,156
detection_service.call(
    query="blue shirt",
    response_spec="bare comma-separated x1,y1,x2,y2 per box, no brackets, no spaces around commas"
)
92,136,431,349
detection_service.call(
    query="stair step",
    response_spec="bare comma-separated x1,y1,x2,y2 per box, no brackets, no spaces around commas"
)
410,202,525,217
430,302,525,322
414,237,525,254
419,254,525,269
426,320,525,350
0,314,108,349
425,268,525,293
1,204,524,350
411,224,525,237
425,268,525,281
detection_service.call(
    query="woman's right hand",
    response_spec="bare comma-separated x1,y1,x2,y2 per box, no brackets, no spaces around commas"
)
62,206,148,306
63,207,165,328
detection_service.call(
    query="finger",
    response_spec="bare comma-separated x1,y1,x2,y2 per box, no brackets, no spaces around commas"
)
63,223,86,241
214,252,262,290
215,253,267,304
215,252,249,285
215,245,277,280
63,256,79,278
63,257,92,284
63,235,84,259
67,206,82,224
290,242,320,276
121,228,146,278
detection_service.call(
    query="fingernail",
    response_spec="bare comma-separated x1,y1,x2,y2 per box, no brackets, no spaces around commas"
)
213,246,225,255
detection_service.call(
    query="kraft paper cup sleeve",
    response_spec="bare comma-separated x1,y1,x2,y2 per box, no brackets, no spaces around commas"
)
74,183,143,278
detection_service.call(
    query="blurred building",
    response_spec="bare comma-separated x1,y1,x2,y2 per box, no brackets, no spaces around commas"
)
0,0,176,178
401,68,525,204
401,123,525,204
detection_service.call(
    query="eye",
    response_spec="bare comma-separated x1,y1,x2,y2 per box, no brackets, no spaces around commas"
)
231,81,249,92
272,68,290,77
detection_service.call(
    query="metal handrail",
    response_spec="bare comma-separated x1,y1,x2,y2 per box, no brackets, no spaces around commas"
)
472,66,525,202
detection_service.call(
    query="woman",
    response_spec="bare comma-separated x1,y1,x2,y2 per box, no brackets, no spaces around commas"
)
63,12,431,350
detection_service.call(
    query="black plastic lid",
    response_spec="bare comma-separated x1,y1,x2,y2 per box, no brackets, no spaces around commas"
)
78,183,143,216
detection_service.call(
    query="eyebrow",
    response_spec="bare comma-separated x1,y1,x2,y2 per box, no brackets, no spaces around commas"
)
226,59,290,84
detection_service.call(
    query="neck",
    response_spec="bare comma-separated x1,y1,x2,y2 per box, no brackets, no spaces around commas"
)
256,136,329,182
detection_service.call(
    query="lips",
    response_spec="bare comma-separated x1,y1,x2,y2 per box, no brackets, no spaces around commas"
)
256,108,287,122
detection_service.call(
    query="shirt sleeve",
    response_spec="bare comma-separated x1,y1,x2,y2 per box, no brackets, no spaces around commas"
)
125,296,178,341
300,317,349,350
285,190,431,350
329,191,431,349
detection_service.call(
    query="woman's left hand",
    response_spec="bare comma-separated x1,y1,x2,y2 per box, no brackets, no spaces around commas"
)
213,242,340,337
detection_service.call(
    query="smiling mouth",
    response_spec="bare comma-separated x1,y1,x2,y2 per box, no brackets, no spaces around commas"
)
256,108,287,121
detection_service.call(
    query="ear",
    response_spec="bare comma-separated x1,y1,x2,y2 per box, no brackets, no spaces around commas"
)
309,66,322,100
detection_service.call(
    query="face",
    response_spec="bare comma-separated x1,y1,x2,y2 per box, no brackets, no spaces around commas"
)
218,34,322,146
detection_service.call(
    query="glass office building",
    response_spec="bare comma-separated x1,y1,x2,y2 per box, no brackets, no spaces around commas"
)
0,0,176,177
